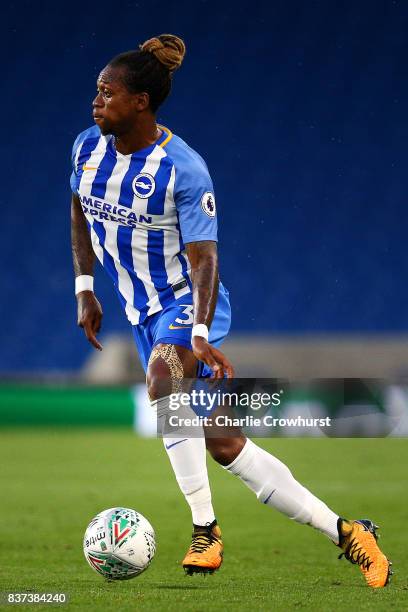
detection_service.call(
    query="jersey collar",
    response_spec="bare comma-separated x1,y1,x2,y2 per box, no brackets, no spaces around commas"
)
157,125,173,148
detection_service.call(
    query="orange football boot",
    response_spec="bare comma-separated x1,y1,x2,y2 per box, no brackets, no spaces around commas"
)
182,520,223,575
338,519,392,588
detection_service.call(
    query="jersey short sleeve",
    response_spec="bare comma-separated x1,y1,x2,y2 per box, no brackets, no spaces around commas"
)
69,126,98,195
172,148,218,244
70,133,82,195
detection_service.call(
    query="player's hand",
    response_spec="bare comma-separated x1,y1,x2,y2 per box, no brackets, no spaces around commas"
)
192,337,235,378
77,291,103,351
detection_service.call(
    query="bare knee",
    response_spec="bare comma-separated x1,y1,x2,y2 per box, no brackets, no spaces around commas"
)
206,436,246,466
146,367,171,401
146,344,184,400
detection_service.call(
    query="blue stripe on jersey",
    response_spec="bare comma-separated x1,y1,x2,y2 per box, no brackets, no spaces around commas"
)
90,144,117,199
117,226,149,320
147,229,173,308
118,152,151,207
147,156,173,215
91,220,126,310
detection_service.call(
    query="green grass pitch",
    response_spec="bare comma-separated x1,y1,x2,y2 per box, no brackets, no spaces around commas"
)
0,430,407,611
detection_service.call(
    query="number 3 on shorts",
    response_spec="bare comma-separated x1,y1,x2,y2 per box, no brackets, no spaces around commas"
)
175,304,194,325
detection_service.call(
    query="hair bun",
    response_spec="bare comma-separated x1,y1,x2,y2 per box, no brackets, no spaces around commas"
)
140,34,186,72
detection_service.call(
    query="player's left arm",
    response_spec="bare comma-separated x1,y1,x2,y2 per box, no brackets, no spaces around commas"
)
186,240,234,379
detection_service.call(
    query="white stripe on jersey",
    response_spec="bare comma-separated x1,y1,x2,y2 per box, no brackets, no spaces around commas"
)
162,166,191,298
90,220,141,324
78,136,110,192
104,153,132,203
103,223,141,325
131,229,157,316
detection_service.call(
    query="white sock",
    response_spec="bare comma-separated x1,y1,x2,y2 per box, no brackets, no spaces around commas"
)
152,395,215,527
223,439,339,543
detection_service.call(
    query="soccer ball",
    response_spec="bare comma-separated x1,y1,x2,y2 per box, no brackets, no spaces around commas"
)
83,507,156,580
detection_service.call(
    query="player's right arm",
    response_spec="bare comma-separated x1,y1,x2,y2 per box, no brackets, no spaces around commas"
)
71,193,103,350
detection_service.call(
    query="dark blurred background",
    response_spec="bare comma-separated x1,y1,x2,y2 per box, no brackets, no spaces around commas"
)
1,0,407,375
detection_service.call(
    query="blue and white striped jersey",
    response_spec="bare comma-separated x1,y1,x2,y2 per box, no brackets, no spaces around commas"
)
71,125,219,325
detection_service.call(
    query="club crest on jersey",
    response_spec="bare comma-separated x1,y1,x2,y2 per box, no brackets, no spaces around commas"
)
132,173,156,199
201,192,216,217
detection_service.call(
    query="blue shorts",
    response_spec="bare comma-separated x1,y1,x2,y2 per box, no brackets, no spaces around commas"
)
132,284,231,377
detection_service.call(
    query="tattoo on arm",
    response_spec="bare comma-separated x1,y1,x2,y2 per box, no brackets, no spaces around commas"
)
186,241,219,328
71,193,95,277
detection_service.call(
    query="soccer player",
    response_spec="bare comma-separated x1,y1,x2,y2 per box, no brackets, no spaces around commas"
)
71,34,391,587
